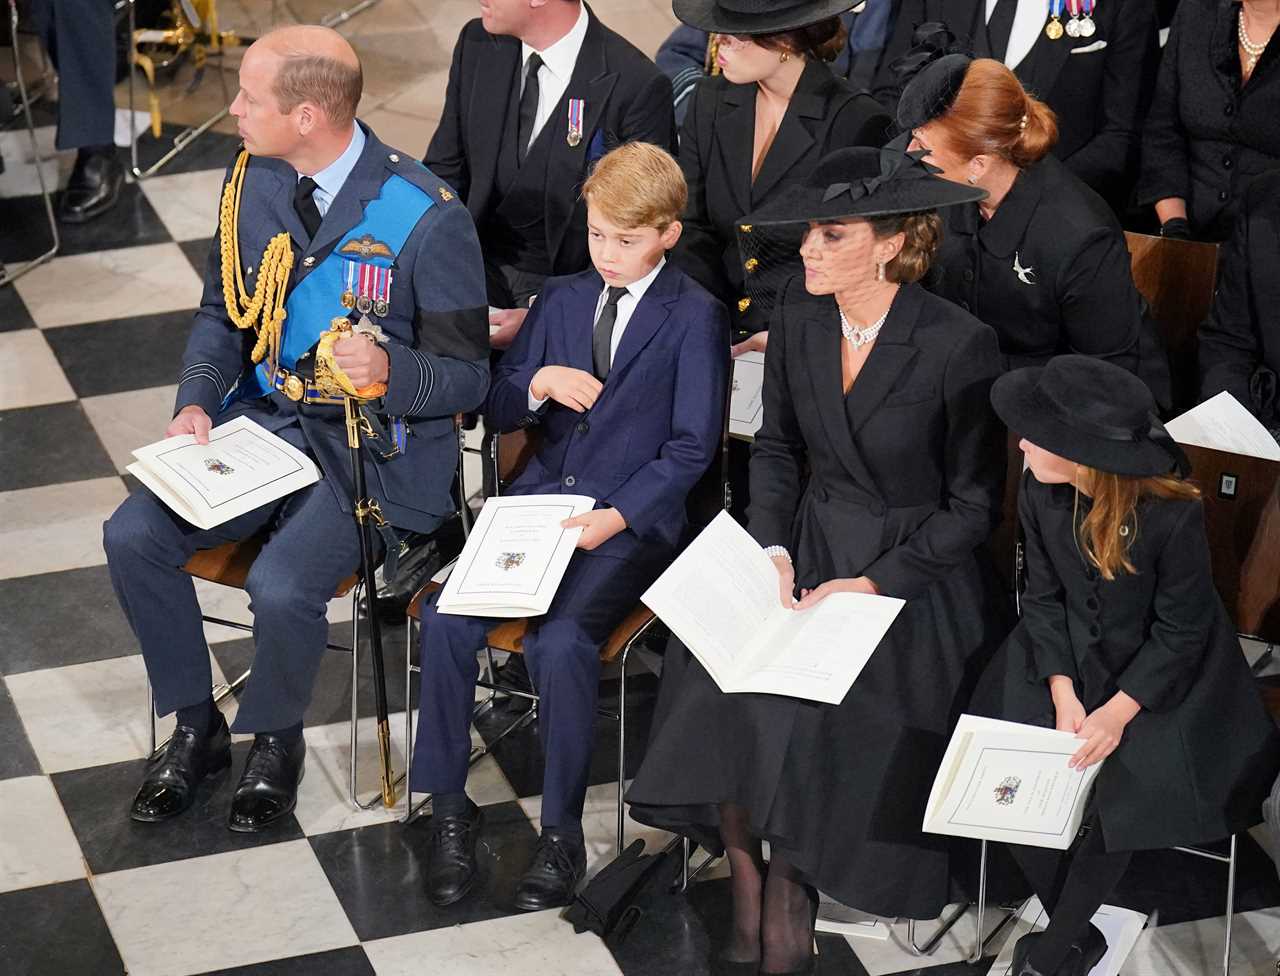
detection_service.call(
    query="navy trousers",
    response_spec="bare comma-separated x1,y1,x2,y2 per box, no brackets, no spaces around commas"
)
412,548,657,828
31,0,116,150
102,422,362,733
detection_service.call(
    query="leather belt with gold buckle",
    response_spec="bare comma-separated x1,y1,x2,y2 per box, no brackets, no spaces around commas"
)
270,367,345,405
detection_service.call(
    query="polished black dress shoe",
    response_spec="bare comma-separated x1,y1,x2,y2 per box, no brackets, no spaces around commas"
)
58,147,125,224
425,800,484,907
130,713,232,822
513,829,587,911
227,733,306,833
1012,924,1108,976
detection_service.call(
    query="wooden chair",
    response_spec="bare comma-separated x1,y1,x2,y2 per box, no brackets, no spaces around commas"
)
1124,231,1221,415
404,393,732,855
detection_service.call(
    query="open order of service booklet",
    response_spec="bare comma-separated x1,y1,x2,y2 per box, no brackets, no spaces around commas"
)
924,715,1104,850
1166,391,1280,461
126,415,321,530
435,494,595,617
729,351,766,439
641,510,905,705
987,897,1147,976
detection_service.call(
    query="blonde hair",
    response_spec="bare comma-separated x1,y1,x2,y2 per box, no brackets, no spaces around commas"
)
581,142,687,230
1075,470,1201,580
936,58,1057,169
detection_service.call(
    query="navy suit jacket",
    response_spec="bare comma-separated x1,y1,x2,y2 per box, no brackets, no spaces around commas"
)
486,262,730,560
175,125,491,534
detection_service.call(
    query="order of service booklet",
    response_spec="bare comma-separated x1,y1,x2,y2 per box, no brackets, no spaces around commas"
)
640,510,906,705
923,715,1105,850
729,351,766,439
434,494,596,618
126,415,321,530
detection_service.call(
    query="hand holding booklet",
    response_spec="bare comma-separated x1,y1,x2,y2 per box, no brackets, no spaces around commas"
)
126,416,321,530
923,715,1104,850
640,510,905,705
435,494,595,617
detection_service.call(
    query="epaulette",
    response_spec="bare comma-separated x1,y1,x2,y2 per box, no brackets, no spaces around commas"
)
381,151,459,206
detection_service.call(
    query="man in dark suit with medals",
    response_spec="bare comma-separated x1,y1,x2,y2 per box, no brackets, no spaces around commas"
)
426,0,677,349
875,0,1160,207
101,26,490,833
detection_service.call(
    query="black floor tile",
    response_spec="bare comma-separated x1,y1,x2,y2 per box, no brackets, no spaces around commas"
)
308,800,540,942
43,308,194,398
0,565,138,675
883,961,992,976
0,279,36,331
51,741,305,875
0,879,126,976
180,236,215,276
193,947,375,976
0,401,117,492
0,181,171,263
0,679,40,779
125,125,240,177
1111,836,1280,925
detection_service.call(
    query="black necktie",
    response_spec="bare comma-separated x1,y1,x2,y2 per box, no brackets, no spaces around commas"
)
517,53,544,163
294,176,323,239
592,286,628,380
987,0,1018,62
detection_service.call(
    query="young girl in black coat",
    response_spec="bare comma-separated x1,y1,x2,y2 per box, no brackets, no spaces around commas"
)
975,355,1280,976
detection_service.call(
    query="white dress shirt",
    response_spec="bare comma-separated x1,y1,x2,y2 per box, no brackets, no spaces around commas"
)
528,257,666,410
519,2,590,152
986,0,1044,71
301,122,365,217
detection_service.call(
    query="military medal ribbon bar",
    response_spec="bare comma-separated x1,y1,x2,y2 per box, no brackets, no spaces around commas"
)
567,97,584,148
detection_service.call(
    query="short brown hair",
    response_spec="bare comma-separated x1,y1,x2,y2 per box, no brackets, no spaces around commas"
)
751,17,848,62
581,142,687,230
934,58,1056,169
866,211,943,283
272,53,363,128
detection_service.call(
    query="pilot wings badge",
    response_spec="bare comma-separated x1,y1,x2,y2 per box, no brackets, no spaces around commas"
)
1012,252,1037,285
339,234,395,260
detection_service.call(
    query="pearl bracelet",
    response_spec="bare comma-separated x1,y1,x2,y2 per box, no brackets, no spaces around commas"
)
763,545,791,564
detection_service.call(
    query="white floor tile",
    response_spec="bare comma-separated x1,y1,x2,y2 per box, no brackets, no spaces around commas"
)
363,908,624,976
138,168,227,242
295,713,410,837
15,242,203,329
0,124,74,198
0,476,128,579
93,839,359,976
80,385,179,473
1121,908,1280,975
842,906,989,975
5,652,237,774
0,329,76,410
0,775,86,893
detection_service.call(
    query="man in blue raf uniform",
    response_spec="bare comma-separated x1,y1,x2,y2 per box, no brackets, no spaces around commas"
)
102,26,490,833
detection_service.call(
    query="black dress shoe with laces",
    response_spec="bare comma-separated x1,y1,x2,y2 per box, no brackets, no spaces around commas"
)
129,713,232,822
513,829,586,911
227,733,306,833
425,800,484,907
58,147,124,224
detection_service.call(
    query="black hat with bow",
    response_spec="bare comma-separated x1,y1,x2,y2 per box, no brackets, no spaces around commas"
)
992,355,1191,478
672,0,859,35
745,143,987,226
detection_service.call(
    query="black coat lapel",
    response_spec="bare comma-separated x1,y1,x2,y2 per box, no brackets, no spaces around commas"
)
750,61,829,204
472,35,521,218
1016,17,1073,100
714,83,756,222
842,286,923,435
545,12,618,265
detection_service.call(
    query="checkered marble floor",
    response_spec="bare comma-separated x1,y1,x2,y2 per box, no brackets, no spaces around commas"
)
5,111,1280,976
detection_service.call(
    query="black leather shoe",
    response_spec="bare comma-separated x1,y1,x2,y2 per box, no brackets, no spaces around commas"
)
1011,934,1050,976
513,829,587,911
425,801,484,907
1011,924,1108,976
130,712,232,822
227,733,306,833
58,148,124,224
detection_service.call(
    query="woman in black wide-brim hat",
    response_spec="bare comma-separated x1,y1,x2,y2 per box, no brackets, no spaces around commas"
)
627,146,1012,974
970,355,1280,976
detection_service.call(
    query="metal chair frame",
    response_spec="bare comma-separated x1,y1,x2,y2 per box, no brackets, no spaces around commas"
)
2,0,59,288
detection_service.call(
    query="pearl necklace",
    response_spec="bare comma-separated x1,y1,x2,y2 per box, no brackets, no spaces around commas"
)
1238,10,1270,77
838,307,889,349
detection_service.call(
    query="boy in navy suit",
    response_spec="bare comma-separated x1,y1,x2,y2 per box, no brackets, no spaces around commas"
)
411,143,729,911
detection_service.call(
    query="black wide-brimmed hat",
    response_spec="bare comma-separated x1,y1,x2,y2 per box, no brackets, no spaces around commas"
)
673,0,858,35
896,51,973,131
991,356,1190,478
746,143,987,226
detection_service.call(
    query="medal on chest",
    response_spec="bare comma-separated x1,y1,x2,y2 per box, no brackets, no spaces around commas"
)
1078,0,1097,37
342,258,394,317
567,97,585,148
1045,0,1065,40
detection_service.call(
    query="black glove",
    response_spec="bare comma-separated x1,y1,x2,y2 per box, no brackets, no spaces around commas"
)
1159,217,1192,240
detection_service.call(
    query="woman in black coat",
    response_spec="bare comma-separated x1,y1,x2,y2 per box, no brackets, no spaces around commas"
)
898,55,1156,386
973,355,1280,976
669,0,891,346
1139,0,1280,242
627,147,1011,974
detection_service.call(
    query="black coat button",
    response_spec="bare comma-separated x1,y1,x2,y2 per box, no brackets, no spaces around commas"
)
1222,155,1234,169
1224,102,1235,116
1218,189,1229,202
1090,623,1101,638
1086,596,1099,611
958,300,970,312
963,269,975,283
564,475,576,487
576,421,589,434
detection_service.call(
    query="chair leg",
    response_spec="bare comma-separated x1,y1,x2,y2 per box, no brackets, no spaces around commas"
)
1223,834,1237,976
147,680,157,756
616,642,630,857
403,614,414,823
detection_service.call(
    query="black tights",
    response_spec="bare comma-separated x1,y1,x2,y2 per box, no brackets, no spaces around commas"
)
1008,825,1131,973
719,802,815,973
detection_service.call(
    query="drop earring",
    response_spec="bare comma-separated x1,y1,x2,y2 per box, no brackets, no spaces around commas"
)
875,261,886,282
779,51,791,63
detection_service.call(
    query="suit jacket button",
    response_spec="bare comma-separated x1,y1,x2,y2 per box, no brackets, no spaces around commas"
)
1089,623,1101,638
564,475,576,487
389,153,400,163
1222,155,1234,169
302,255,316,267
963,269,975,283
1218,189,1229,202
1086,596,1099,611
576,421,589,434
